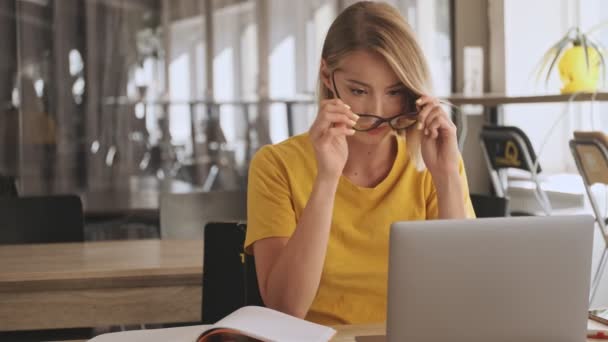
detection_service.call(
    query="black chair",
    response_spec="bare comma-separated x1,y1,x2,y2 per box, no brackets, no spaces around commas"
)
0,195,91,341
0,175,17,197
0,195,84,244
470,194,510,218
202,222,264,324
480,125,551,215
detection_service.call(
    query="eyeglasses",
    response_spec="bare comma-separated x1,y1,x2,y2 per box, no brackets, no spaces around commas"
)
331,71,418,132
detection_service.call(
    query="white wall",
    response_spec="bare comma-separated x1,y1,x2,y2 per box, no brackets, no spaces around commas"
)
502,0,608,174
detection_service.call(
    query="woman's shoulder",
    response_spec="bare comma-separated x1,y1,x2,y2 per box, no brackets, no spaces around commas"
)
273,132,313,154
250,133,314,172
253,133,313,162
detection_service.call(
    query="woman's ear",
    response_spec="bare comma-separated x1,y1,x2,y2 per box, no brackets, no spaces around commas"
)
320,59,333,92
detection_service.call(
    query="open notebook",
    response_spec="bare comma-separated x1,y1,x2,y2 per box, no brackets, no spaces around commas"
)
88,306,336,342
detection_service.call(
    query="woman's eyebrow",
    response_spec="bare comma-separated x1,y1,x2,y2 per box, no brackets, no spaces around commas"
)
386,82,404,89
345,79,404,90
345,79,370,87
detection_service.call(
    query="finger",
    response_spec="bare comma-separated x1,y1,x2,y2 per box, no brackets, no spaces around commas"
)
312,112,356,140
322,112,358,128
426,111,455,139
415,103,439,131
422,111,440,137
422,104,448,129
320,98,347,108
416,97,441,118
321,98,350,112
428,115,444,139
415,95,440,109
317,111,357,129
323,103,359,121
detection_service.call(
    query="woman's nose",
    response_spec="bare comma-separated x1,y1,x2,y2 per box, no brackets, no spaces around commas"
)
367,96,385,117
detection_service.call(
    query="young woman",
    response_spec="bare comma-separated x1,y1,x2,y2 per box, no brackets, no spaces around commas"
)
245,1,475,325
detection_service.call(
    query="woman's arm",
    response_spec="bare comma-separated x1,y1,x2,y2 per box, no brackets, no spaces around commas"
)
433,172,467,219
253,175,339,318
415,95,469,219
253,98,358,318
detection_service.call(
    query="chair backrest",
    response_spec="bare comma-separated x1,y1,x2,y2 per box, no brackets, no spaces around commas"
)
0,175,17,197
0,195,84,244
202,222,263,324
480,125,541,173
470,194,510,218
571,131,608,186
160,191,246,239
570,131,608,243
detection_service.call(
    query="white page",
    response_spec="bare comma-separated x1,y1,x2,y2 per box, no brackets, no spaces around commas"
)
87,324,210,342
215,306,336,342
87,306,336,342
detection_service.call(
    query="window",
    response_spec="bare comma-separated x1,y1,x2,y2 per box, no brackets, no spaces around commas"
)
502,0,608,174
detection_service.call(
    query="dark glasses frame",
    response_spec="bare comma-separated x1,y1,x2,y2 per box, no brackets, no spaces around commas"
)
330,71,419,132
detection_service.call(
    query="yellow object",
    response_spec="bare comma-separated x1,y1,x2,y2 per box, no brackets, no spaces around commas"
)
558,45,601,94
495,140,522,168
244,133,475,325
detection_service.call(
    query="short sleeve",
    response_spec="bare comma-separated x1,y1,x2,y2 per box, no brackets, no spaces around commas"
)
244,146,297,254
425,158,477,220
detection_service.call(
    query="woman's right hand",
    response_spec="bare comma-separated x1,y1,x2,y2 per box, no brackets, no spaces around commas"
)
309,99,359,180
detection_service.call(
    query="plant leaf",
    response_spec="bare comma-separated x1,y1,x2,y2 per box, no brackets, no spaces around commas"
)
531,32,575,85
586,21,608,36
582,34,590,71
532,47,557,84
545,37,573,85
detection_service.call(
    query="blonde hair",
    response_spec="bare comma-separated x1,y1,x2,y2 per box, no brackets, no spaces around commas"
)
318,1,432,171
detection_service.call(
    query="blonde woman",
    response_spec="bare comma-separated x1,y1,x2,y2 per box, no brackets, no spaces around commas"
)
245,1,476,325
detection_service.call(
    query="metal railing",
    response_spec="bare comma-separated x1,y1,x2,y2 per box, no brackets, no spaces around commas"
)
97,97,317,190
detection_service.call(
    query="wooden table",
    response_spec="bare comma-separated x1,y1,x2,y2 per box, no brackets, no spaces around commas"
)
55,320,608,342
332,323,384,341
331,321,608,341
0,239,203,331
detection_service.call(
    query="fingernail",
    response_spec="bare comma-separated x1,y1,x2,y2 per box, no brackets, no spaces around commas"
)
350,120,357,126
416,98,422,104
344,104,351,109
417,122,424,130
353,114,360,120
424,129,429,135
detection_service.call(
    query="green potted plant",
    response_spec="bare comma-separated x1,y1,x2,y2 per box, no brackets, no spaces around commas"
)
534,24,607,94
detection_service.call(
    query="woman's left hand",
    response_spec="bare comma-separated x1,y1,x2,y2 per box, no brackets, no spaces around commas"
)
416,95,460,177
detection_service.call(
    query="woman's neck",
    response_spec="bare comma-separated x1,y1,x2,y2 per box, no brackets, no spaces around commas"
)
342,134,398,188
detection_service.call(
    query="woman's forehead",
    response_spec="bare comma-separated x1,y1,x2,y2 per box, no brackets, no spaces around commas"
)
337,51,401,86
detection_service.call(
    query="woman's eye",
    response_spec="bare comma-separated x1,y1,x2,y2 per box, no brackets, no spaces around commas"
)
388,89,404,96
350,88,366,96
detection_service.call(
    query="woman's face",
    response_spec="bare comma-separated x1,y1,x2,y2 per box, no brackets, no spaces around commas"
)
323,50,415,145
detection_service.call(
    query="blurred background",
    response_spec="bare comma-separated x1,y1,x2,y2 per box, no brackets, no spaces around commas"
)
1,0,608,236
4,1,608,340
0,0,452,196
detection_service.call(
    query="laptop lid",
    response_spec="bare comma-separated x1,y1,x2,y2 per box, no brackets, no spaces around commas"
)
386,215,593,342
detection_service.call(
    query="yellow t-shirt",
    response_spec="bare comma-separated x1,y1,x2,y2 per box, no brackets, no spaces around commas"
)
244,133,475,325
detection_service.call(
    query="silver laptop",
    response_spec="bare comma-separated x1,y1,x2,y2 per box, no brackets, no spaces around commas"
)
588,225,608,310
358,215,594,342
